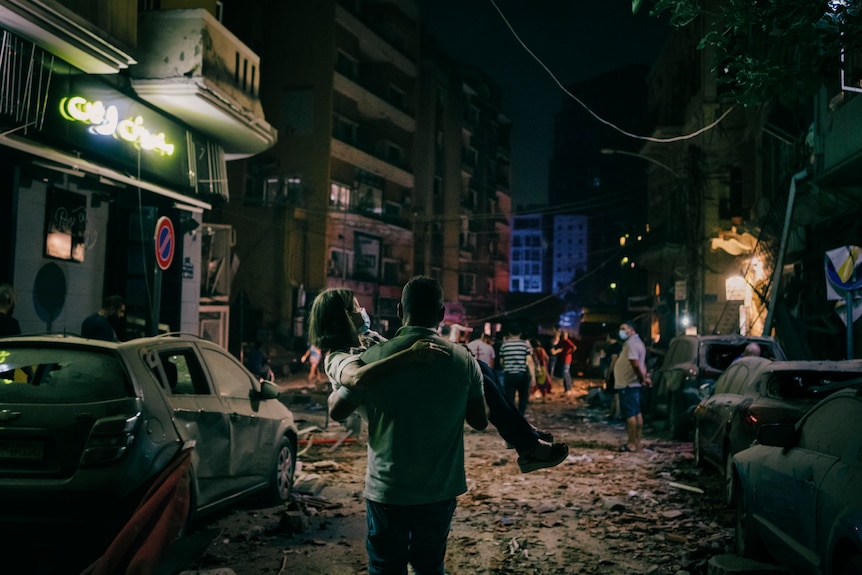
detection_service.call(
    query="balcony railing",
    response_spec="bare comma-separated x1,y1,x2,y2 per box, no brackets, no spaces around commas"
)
129,9,276,159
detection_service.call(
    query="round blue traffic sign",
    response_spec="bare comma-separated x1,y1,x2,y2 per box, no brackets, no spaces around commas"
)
155,216,175,271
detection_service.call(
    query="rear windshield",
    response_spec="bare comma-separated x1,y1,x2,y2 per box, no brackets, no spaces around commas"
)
766,371,862,400
0,346,131,403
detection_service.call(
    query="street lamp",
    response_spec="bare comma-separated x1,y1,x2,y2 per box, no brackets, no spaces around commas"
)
600,148,683,179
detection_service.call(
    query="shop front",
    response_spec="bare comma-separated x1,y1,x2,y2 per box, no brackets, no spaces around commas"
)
0,29,224,340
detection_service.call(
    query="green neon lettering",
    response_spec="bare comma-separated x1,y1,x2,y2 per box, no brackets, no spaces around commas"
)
59,95,175,156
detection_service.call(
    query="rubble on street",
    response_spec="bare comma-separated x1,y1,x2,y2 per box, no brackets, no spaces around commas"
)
174,376,789,575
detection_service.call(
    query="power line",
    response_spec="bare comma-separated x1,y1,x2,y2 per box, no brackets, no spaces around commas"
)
487,0,735,144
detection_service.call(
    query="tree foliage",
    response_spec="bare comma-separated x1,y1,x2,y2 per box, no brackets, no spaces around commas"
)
643,0,862,107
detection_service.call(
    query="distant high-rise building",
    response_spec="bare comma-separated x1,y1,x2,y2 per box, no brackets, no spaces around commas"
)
510,213,549,294
415,45,511,323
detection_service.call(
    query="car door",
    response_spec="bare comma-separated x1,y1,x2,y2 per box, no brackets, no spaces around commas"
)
753,400,844,570
150,347,234,511
699,362,746,465
197,343,276,490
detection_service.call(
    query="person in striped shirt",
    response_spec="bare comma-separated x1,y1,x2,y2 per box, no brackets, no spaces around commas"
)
499,323,535,414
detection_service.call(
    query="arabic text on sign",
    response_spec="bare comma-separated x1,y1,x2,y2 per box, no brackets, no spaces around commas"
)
59,96,175,156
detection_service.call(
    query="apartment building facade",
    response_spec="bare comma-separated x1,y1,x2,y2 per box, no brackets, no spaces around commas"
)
218,0,420,341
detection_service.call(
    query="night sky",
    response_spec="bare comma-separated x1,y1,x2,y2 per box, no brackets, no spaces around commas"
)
420,0,671,207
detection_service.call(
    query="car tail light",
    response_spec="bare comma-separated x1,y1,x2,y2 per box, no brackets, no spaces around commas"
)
80,414,139,467
741,405,759,428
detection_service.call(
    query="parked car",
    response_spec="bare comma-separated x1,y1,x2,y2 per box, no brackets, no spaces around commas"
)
694,357,862,504
649,334,786,440
732,387,862,574
0,334,298,544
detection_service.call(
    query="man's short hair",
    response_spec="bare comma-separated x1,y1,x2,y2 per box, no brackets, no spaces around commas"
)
103,295,125,311
401,276,443,327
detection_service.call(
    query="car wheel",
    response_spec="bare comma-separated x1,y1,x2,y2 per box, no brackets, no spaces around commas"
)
724,453,735,506
264,436,296,505
694,427,705,468
669,393,689,441
734,479,766,560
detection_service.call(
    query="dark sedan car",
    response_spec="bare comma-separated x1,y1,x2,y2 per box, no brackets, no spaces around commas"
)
693,357,862,505
732,388,862,575
0,334,298,547
649,334,786,440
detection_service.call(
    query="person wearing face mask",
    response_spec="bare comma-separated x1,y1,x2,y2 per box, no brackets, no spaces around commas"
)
613,321,650,452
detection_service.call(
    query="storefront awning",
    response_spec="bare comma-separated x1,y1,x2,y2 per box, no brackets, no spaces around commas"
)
1,133,212,211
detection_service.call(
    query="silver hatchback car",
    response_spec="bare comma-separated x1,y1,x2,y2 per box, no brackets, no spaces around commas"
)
0,334,297,541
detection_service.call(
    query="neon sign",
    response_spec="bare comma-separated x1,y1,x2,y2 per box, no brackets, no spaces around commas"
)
59,96,175,156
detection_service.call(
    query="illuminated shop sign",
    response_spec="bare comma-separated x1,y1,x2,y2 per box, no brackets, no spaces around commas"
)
59,96,175,156
41,73,193,191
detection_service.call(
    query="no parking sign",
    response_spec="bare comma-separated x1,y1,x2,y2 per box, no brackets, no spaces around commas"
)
154,216,175,271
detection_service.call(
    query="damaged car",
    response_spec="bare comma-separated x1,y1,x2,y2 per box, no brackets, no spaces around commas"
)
694,357,862,504
0,334,298,557
732,386,862,574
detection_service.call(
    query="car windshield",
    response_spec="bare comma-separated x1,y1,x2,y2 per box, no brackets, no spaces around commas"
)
0,345,131,403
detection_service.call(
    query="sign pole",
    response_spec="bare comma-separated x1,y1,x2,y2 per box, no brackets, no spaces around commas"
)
845,290,854,360
151,267,162,336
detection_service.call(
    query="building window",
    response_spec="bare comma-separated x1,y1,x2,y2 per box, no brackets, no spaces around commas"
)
464,104,480,126
386,142,404,165
389,84,405,109
336,50,358,79
356,184,383,215
249,175,301,206
463,146,478,167
329,248,353,278
333,114,358,144
330,182,351,210
433,176,443,196
459,273,476,295
383,201,402,218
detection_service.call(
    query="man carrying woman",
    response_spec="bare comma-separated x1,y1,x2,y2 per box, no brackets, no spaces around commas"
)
308,278,568,575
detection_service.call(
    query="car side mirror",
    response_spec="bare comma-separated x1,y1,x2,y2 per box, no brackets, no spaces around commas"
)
756,423,796,448
256,380,281,400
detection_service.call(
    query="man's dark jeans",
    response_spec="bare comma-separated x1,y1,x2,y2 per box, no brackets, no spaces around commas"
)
366,498,456,575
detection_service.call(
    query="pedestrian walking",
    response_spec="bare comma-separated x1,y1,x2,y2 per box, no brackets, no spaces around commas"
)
552,330,576,395
530,338,551,398
300,343,326,384
499,323,534,414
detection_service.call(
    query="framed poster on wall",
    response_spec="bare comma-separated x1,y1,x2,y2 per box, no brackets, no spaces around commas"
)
44,187,87,263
